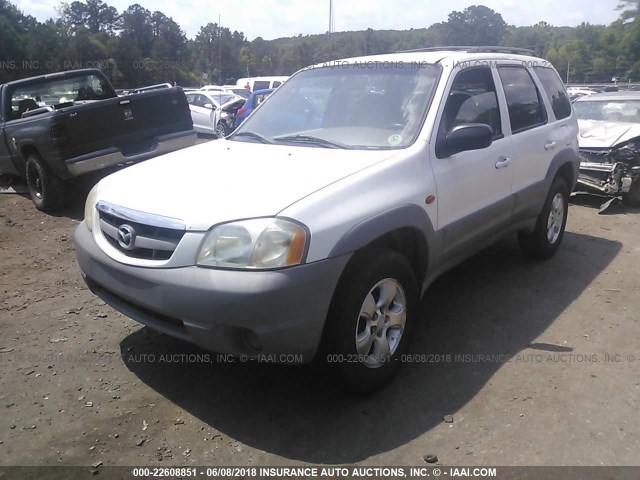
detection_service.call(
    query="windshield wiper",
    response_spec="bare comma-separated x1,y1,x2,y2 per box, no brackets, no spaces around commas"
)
272,134,353,149
233,131,273,144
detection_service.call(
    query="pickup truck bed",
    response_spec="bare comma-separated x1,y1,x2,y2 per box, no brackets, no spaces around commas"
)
0,69,195,211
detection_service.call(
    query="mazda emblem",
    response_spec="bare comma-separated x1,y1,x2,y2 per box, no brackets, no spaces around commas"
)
117,224,136,250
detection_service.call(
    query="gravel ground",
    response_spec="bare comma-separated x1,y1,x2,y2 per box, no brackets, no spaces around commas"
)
1,164,639,468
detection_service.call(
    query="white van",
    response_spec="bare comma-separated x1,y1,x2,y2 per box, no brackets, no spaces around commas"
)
235,76,288,92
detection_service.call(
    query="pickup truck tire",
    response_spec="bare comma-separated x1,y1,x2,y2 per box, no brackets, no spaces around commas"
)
25,153,67,212
325,248,418,394
623,178,640,206
518,176,569,260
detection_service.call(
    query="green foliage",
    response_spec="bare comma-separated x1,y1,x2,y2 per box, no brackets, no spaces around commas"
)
1,0,639,87
443,5,507,45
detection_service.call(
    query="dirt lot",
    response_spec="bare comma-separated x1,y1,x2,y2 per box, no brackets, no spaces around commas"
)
1,169,639,468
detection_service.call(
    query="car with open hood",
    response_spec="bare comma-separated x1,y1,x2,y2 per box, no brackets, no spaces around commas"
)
185,91,245,137
573,91,640,205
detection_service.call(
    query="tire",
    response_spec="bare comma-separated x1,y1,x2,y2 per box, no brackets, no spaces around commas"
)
324,248,419,394
518,176,569,260
215,121,229,139
623,178,640,206
25,153,67,212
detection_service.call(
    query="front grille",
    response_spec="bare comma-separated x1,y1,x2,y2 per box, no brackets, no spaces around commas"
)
97,201,186,261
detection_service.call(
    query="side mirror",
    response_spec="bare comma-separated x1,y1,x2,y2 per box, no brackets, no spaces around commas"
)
436,123,493,158
204,103,215,110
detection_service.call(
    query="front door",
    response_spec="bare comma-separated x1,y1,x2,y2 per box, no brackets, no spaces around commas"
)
430,66,514,258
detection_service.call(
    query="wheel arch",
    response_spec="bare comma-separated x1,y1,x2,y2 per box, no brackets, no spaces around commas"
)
329,204,434,287
17,143,41,173
547,147,579,191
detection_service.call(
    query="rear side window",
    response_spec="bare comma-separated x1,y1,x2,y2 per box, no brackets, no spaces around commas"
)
8,73,116,120
498,66,547,133
253,81,270,91
534,67,572,120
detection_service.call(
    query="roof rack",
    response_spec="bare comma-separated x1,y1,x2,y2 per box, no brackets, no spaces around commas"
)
398,46,536,55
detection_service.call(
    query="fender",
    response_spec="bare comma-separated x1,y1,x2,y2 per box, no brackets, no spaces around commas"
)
328,204,438,269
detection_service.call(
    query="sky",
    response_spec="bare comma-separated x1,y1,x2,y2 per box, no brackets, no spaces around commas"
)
13,0,624,40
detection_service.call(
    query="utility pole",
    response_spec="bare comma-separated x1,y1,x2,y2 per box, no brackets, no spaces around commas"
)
329,0,335,34
566,60,570,84
218,15,222,85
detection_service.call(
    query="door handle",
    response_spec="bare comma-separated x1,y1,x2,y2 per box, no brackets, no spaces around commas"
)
495,157,511,169
544,141,557,150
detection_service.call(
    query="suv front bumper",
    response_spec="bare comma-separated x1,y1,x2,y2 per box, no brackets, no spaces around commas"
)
74,223,350,361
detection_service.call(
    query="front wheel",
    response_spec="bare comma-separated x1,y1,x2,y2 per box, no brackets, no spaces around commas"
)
325,248,419,394
215,121,229,139
25,154,67,212
518,176,569,260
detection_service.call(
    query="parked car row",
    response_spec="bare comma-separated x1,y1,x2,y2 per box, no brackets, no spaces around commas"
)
185,78,288,137
113,77,289,140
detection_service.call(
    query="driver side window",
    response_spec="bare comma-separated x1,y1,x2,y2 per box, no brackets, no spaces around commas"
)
440,67,502,140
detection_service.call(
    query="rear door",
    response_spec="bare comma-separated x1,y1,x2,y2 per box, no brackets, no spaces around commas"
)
185,93,201,131
532,65,577,156
189,94,215,134
496,64,560,221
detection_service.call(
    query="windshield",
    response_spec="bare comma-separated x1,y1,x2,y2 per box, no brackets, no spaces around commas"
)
574,99,640,123
231,62,440,150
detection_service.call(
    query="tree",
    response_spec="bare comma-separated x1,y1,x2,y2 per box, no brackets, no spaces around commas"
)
150,12,187,60
443,5,507,45
617,0,640,21
59,0,119,33
0,1,40,82
119,4,154,57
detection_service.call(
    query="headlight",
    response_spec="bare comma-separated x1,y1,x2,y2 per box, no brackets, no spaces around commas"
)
197,218,308,269
84,184,99,231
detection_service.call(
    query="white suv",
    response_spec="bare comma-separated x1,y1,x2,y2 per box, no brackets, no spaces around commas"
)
75,47,579,392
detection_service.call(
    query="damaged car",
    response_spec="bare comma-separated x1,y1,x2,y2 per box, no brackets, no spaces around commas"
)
185,92,245,138
573,92,640,205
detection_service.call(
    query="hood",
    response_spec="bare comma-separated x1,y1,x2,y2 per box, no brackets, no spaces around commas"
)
578,119,640,149
97,139,397,230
